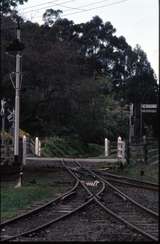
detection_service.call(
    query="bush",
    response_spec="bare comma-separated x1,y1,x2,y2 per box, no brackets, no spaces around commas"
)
42,136,103,158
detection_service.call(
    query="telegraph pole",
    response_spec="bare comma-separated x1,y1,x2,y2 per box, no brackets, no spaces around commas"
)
129,103,134,143
14,17,21,165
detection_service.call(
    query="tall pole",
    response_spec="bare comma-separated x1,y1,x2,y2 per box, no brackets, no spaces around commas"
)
1,98,6,145
14,18,21,164
129,103,134,143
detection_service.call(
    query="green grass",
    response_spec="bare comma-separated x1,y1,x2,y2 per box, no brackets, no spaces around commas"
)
111,160,159,184
1,170,72,221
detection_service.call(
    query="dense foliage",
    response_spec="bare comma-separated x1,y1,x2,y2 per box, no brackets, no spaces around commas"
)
0,0,28,14
1,7,158,144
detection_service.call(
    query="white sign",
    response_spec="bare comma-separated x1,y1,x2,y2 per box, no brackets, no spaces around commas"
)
141,109,157,113
141,104,157,109
7,110,15,122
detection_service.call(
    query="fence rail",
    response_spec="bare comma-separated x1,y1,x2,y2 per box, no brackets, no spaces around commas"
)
1,134,158,166
0,135,41,166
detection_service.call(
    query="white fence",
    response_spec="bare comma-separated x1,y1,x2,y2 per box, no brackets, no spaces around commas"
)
104,137,126,161
22,136,41,165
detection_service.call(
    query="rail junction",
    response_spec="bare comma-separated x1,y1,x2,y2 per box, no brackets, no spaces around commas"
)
0,160,159,242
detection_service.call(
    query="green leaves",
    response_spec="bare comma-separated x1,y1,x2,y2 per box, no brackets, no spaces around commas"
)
1,0,28,14
43,9,63,26
2,13,158,143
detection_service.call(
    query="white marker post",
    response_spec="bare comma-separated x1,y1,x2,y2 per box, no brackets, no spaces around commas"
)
35,137,39,156
105,138,110,157
117,136,126,162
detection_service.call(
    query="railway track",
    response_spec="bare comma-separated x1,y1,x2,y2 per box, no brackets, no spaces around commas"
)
67,160,159,241
93,170,159,190
100,179,158,213
0,160,159,241
0,178,80,241
0,160,105,242
91,169,159,213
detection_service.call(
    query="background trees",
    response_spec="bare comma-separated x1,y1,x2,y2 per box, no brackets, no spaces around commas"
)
1,7,158,143
0,0,28,14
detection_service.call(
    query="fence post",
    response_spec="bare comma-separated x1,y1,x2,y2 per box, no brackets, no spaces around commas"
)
22,135,26,165
117,136,122,159
117,136,125,162
38,139,41,156
35,137,41,156
105,138,110,157
35,137,39,156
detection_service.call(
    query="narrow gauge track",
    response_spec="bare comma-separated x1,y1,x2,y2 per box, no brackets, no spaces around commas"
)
0,161,105,242
93,170,159,191
24,160,158,242
100,179,158,213
1,160,159,242
0,177,80,241
91,170,159,213
69,160,159,241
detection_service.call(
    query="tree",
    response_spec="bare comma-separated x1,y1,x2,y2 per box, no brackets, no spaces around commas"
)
0,0,28,14
125,45,158,104
1,13,158,142
42,9,62,26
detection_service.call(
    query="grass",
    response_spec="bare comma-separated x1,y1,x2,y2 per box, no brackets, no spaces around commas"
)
42,136,104,158
110,160,159,184
1,170,72,221
1,139,158,221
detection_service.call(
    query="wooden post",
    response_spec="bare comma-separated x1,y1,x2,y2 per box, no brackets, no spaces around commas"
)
117,136,125,161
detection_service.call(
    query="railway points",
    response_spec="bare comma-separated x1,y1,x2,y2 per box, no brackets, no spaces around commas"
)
1,159,159,242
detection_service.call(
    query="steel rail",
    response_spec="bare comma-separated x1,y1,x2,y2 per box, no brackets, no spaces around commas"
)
94,175,159,191
93,170,159,188
1,159,105,241
1,177,80,241
93,197,158,242
2,160,158,242
72,161,158,241
0,179,79,228
63,160,105,199
71,166,158,191
85,167,158,217
2,198,94,241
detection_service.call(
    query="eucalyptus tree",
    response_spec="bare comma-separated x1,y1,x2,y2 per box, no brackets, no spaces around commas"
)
0,0,28,14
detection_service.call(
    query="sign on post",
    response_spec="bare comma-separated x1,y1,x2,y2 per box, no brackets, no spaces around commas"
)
141,104,157,113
